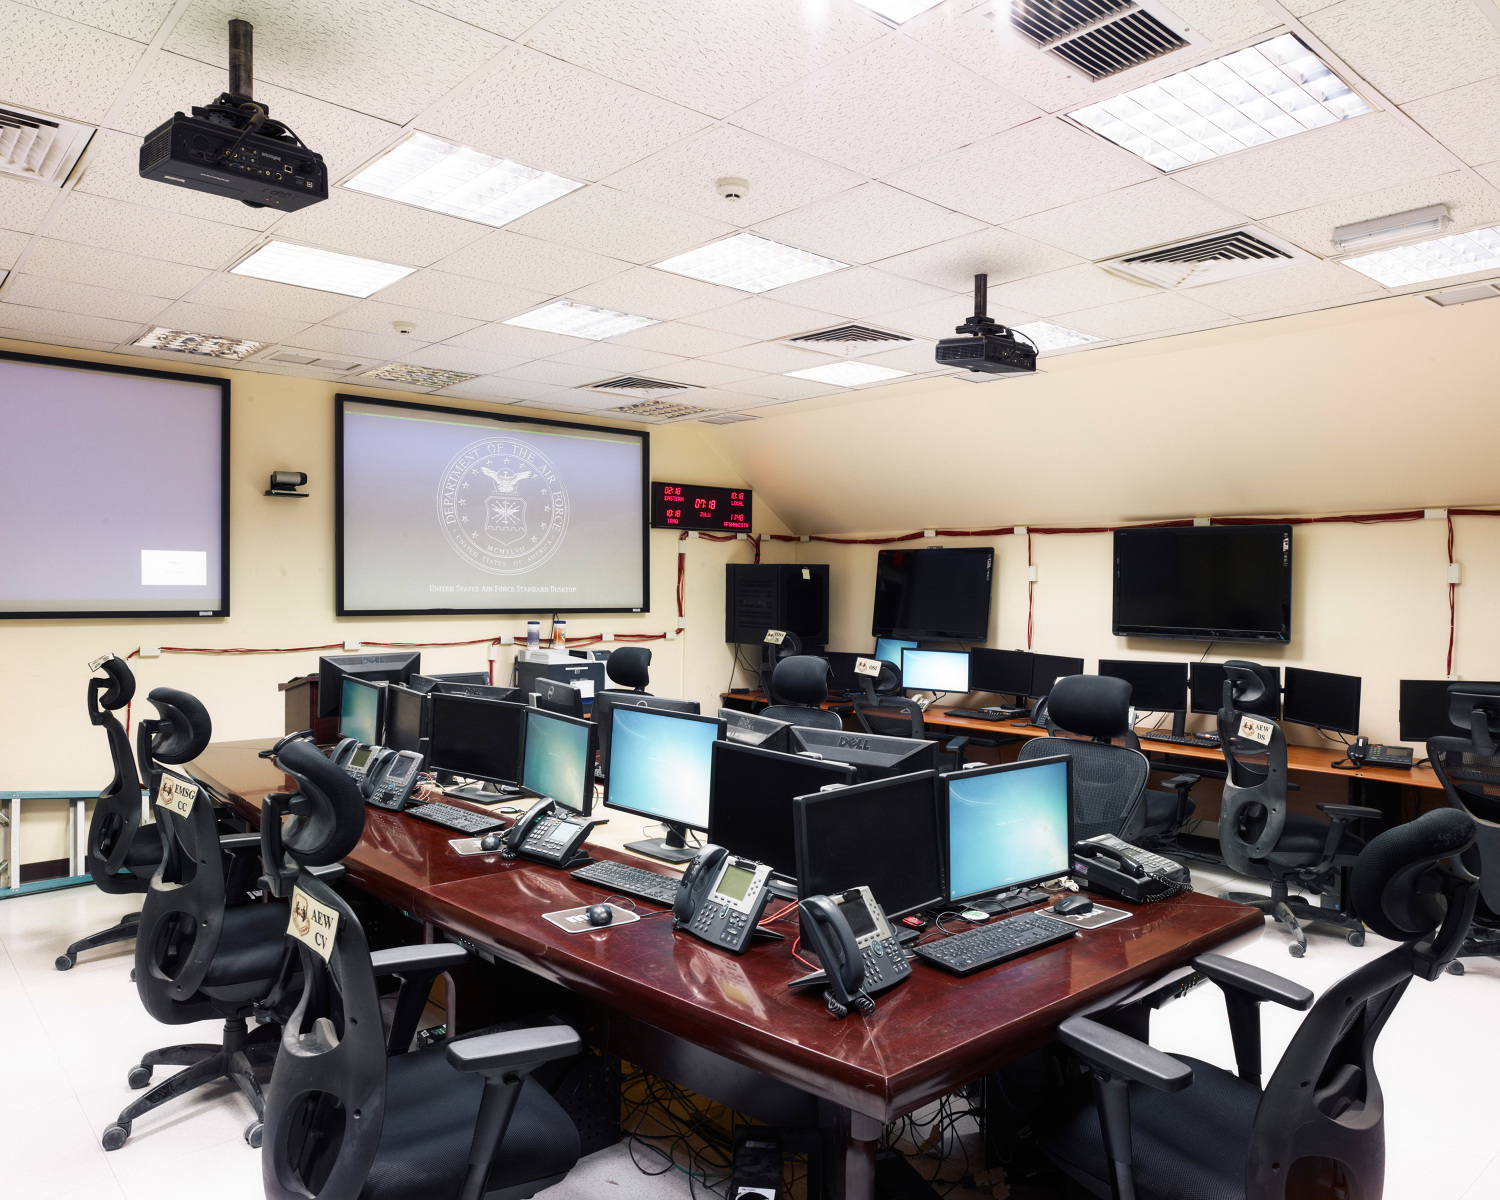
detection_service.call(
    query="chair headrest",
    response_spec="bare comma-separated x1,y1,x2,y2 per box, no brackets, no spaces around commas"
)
772,655,830,707
606,646,651,691
1046,674,1131,740
1223,660,1276,707
1349,808,1475,943
1447,682,1500,732
91,655,135,710
145,688,213,764
275,737,367,867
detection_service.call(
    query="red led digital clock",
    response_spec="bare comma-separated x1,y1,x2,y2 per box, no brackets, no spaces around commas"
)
650,482,752,531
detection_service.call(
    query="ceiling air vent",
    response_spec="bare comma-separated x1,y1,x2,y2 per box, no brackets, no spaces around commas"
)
609,399,712,420
585,377,700,400
1426,283,1500,307
788,324,911,346
698,412,760,424
0,102,94,185
251,347,380,373
1101,227,1308,288
969,0,1194,82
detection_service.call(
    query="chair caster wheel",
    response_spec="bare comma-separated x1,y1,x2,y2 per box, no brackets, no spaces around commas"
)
128,1065,152,1089
55,954,75,971
1347,931,1364,947
102,1123,130,1151
129,968,136,982
1448,960,1465,976
1289,943,1306,958
244,1120,263,1148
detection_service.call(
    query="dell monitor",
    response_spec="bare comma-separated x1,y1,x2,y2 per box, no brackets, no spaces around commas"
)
546,660,606,712
788,726,937,783
718,707,793,755
794,771,944,920
1282,667,1362,736
339,677,385,746
432,671,489,686
426,693,527,797
874,637,919,668
900,648,971,694
969,648,1034,697
384,684,427,761
821,652,863,695
1030,654,1084,699
522,708,596,816
708,741,855,881
1099,659,1189,735
318,651,421,717
1192,662,1281,720
1399,678,1500,743
594,694,700,779
604,707,725,863
534,677,585,720
941,757,1072,906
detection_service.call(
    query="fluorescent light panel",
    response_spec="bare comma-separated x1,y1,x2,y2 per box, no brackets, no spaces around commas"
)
504,299,657,340
344,131,583,228
656,232,847,294
1013,321,1101,352
231,241,415,297
1070,33,1371,171
1342,226,1500,287
133,327,264,359
785,361,910,387
855,0,944,22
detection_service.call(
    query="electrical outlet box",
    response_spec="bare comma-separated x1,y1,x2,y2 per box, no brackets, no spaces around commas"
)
601,632,614,643
487,644,499,661
666,630,678,640
139,646,161,658
344,640,361,652
1193,516,1211,527
1028,566,1038,582
1014,526,1027,537
923,529,936,538
1449,563,1463,584
1425,509,1448,520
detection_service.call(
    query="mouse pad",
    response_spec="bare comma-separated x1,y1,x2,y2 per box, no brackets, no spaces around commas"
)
543,905,642,933
1051,903,1131,929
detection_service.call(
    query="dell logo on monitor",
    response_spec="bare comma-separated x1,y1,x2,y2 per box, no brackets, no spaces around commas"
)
837,736,871,750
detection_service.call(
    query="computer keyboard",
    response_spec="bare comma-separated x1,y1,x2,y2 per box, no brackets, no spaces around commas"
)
1139,731,1222,749
571,859,681,906
944,707,1024,721
912,910,1076,976
405,801,508,836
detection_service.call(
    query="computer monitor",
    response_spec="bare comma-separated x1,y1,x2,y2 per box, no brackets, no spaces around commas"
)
604,707,725,863
1282,667,1362,735
969,648,1034,696
874,637,919,667
788,726,937,783
708,741,855,880
522,708,596,815
339,677,385,746
433,681,516,702
718,708,793,755
941,757,1072,906
384,684,427,760
594,694,700,778
426,693,527,790
1097,660,1188,713
821,652,863,695
546,661,606,712
534,677,585,720
1191,663,1281,719
900,648,970,694
1030,654,1084,699
794,771,944,920
1398,679,1500,744
318,651,421,717
432,671,489,685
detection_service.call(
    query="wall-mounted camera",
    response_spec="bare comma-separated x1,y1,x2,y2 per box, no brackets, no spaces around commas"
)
265,471,308,498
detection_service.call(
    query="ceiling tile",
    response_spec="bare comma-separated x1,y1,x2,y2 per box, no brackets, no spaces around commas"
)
1285,0,1339,10
500,360,606,387
526,0,882,120
1004,179,1248,261
164,0,508,124
0,302,143,344
681,386,801,409
1403,75,1500,167
1303,0,1500,105
154,300,311,344
408,0,566,38
702,342,840,374
441,375,565,402
649,359,765,387
294,324,436,359
505,185,735,266
442,321,589,358
876,226,1082,291
871,292,1035,339
523,392,626,412
3,274,168,323
398,344,533,375
986,264,1157,316
370,270,549,323
721,374,843,401
734,38,1037,177
684,297,844,340
0,178,61,235
1053,292,1235,338
46,192,258,268
546,343,685,375
278,187,489,267
436,231,630,293
0,6,145,122
323,300,482,342
183,272,358,323
419,48,712,183
852,338,942,374
565,266,743,321
23,238,211,296
751,183,985,266
1478,160,1500,189
605,320,756,358
0,230,32,271
1175,113,1456,219
887,119,1159,225
1138,0,1281,42
1183,259,1385,318
20,0,176,42
604,125,862,227
764,266,957,318
1262,171,1500,256
0,332,120,355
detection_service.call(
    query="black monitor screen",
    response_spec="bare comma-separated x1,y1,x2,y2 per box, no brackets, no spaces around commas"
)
1398,679,1500,743
970,648,1033,695
318,651,421,716
708,741,855,878
1030,654,1084,699
1098,659,1188,713
942,757,1072,905
1191,663,1281,718
872,547,993,642
795,771,944,920
789,726,937,783
339,677,384,745
385,685,426,756
427,694,527,784
821,652,863,694
718,708,792,754
1282,667,1361,735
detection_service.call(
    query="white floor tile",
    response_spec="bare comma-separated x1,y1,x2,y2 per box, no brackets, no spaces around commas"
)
1464,1152,1500,1199
112,1135,266,1200
0,1095,122,1200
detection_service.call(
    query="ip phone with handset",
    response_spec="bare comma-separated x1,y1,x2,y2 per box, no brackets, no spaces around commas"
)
789,886,909,1018
502,798,600,868
1071,833,1191,903
673,845,779,955
328,738,423,811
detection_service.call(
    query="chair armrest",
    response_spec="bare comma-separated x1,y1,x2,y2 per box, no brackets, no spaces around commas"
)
304,862,345,883
446,1025,581,1077
1192,953,1313,1010
218,832,262,853
1057,1016,1193,1092
1317,804,1381,821
371,943,469,976
943,735,970,754
1162,773,1200,790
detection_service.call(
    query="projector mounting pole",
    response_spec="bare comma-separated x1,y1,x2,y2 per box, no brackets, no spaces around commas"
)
973,273,986,321
227,19,253,101
955,273,1008,337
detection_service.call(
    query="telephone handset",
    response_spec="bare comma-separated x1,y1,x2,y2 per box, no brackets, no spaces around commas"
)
790,886,909,1018
673,844,776,955
502,798,596,867
364,749,423,811
1071,833,1191,903
260,729,315,759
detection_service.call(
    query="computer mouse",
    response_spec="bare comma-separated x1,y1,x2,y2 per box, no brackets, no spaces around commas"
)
585,904,614,927
1054,895,1093,917
479,834,501,853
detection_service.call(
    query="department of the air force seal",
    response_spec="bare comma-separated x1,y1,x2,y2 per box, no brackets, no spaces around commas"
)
437,438,569,574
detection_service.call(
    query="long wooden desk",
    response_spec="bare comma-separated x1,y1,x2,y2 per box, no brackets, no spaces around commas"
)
190,737,1260,1200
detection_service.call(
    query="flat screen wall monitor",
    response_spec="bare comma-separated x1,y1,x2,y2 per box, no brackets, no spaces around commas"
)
821,652,864,695
594,694,700,778
1098,658,1190,735
1191,662,1281,720
708,741,855,881
941,757,1072,906
318,652,422,717
522,708,596,816
1112,524,1293,643
534,677,585,720
604,707,725,863
384,684,428,761
0,351,229,619
651,481,751,531
969,648,1034,697
900,648,971,694
1030,654,1085,700
873,547,994,642
794,770,944,920
718,708,793,755
874,638,919,668
788,726,938,784
426,694,527,795
339,677,385,747
1282,667,1362,736
1399,679,1500,743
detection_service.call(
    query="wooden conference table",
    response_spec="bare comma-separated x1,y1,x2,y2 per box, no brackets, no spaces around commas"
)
189,738,1261,1200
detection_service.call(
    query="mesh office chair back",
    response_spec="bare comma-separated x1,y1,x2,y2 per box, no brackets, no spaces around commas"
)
761,655,843,731
85,656,147,890
605,646,651,691
1215,663,1292,875
1428,682,1500,922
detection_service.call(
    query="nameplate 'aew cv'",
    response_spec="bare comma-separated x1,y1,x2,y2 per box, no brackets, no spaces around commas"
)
288,886,340,962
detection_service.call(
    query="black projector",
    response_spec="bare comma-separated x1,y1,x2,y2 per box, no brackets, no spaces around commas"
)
140,110,327,212
935,332,1036,375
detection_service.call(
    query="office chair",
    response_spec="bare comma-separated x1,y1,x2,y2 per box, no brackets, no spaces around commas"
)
1031,806,1478,1200
57,655,154,971
1425,681,1500,973
761,655,843,731
1216,661,1377,956
604,645,651,693
851,692,984,772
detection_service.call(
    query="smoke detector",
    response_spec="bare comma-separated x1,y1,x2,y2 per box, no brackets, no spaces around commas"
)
391,319,416,335
716,177,749,201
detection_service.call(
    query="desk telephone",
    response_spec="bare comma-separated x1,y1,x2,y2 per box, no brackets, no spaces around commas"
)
790,886,909,1018
364,750,423,811
502,798,599,868
1072,834,1191,903
673,845,778,955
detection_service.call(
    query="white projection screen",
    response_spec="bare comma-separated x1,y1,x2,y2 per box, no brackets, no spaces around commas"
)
337,397,649,615
0,352,229,618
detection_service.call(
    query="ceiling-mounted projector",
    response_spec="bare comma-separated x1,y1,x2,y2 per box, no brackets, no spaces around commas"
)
139,19,327,211
935,274,1037,376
